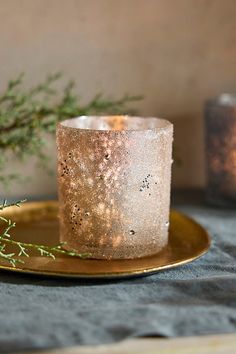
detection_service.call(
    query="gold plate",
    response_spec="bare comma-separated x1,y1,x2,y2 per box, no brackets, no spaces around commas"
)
0,201,211,279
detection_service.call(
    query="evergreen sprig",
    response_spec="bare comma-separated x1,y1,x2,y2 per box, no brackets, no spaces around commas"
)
0,72,142,185
0,200,90,267
0,73,142,266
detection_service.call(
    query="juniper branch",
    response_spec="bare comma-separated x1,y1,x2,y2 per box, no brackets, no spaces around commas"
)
0,72,142,186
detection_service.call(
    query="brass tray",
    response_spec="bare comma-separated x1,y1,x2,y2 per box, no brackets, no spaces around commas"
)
0,201,211,279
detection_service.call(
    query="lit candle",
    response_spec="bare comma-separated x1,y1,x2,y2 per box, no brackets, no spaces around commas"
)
56,116,173,259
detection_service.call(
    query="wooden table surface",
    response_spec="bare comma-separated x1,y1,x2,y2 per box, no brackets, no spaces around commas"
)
18,334,236,354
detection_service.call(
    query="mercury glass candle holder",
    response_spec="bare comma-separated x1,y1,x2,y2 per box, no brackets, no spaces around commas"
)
205,94,236,207
56,116,173,259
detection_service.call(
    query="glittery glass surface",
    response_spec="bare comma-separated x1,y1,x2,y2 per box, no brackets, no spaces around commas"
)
205,94,236,207
56,116,173,259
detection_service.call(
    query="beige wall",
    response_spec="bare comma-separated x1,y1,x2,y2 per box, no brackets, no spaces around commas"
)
0,0,236,198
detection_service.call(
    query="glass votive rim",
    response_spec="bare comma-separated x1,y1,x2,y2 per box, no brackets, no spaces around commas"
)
58,115,172,133
206,93,236,107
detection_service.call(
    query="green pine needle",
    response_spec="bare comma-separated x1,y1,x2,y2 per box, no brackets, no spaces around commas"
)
0,73,142,265
0,72,142,186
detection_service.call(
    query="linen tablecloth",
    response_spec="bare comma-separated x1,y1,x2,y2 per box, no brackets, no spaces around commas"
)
0,190,236,353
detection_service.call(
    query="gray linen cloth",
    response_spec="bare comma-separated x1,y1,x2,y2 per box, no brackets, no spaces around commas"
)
0,191,236,353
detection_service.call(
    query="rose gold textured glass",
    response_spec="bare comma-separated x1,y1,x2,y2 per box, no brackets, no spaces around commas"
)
56,116,173,259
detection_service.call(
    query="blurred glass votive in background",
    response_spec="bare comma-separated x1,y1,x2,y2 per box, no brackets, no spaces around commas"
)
205,94,236,207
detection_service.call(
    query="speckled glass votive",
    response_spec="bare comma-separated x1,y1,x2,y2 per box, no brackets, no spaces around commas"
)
205,94,236,207
56,116,173,259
